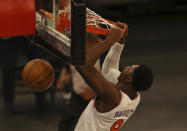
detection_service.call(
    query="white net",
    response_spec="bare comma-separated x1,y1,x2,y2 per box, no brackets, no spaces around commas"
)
86,8,116,29
38,0,116,35
57,5,117,35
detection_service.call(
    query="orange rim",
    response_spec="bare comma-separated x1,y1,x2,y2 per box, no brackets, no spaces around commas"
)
39,9,125,35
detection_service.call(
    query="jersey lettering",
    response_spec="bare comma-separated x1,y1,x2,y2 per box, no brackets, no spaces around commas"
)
114,109,134,118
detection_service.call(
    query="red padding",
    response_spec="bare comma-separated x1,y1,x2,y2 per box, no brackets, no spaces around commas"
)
0,0,35,37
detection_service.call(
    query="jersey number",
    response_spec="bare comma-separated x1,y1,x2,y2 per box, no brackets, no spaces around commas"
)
110,119,124,131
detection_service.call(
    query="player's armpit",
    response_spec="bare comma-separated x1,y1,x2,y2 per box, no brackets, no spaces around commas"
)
76,66,121,107
79,87,96,101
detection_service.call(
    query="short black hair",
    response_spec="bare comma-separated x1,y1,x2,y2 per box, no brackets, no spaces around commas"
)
132,65,153,91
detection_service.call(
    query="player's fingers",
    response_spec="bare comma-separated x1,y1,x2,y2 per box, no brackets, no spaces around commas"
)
105,27,121,45
116,21,123,29
116,21,128,36
117,21,128,29
110,27,122,36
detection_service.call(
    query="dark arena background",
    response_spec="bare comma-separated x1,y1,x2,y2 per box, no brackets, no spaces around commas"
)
0,0,187,131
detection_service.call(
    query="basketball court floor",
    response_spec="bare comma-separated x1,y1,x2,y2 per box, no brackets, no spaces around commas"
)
0,14,187,131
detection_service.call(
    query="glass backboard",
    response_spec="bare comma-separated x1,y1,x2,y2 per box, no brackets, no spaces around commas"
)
34,0,86,65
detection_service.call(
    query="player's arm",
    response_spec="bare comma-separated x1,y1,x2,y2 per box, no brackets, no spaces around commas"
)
78,59,100,101
102,22,128,83
76,66,121,106
72,59,100,100
101,43,124,76
102,22,128,74
76,27,122,106
84,27,122,66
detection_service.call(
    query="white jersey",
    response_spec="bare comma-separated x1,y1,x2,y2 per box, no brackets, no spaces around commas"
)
75,42,141,131
75,92,140,131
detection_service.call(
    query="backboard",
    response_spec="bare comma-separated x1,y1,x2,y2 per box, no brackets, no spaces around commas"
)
34,0,86,65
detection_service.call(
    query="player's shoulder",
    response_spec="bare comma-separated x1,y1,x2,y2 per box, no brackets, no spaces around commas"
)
120,91,140,105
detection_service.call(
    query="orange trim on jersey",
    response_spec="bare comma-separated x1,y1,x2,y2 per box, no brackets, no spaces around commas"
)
132,92,139,100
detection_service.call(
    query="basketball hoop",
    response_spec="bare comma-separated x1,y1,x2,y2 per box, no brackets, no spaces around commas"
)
39,5,117,35
34,0,126,65
86,8,117,35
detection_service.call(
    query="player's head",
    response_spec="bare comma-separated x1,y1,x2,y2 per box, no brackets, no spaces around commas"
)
118,64,153,91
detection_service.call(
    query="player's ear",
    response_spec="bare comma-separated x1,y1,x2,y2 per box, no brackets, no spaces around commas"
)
125,75,133,83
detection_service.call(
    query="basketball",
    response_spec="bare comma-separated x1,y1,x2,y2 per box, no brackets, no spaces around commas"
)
22,59,55,92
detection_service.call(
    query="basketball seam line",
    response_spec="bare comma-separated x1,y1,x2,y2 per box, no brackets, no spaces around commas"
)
32,72,54,91
34,70,54,88
24,59,41,82
26,63,52,84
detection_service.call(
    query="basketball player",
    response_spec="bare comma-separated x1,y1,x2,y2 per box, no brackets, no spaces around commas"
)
74,22,153,131
57,34,101,131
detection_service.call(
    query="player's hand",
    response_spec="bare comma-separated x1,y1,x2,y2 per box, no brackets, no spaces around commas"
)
105,27,122,47
117,21,128,45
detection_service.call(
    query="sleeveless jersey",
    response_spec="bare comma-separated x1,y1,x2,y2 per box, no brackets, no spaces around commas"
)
74,91,140,131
